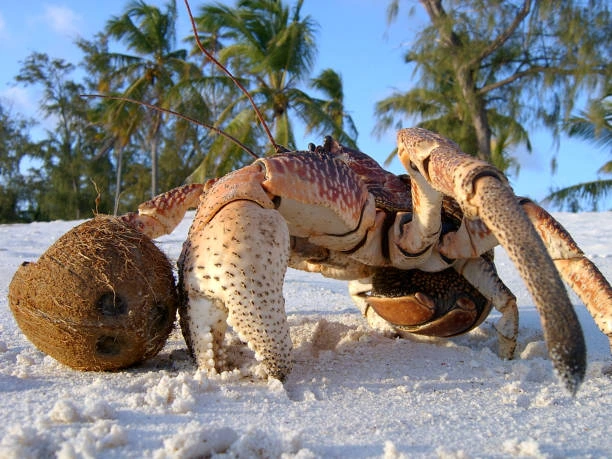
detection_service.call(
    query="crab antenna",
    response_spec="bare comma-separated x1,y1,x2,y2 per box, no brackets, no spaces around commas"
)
183,0,282,154
81,94,259,160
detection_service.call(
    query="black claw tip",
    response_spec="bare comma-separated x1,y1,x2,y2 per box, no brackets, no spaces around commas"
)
551,343,586,396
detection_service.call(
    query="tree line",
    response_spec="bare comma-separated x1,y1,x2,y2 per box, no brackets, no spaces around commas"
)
0,0,610,223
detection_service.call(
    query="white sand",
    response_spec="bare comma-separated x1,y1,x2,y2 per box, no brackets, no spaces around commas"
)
1,211,610,458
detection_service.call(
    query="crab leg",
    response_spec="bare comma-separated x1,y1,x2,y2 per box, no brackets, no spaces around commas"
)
120,179,294,378
454,258,519,359
177,165,293,379
521,199,612,351
390,165,444,265
179,199,293,379
430,197,611,353
120,183,205,238
397,127,586,394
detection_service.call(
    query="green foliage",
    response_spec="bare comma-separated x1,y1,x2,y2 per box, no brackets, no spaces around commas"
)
544,180,612,212
307,68,358,148
0,105,35,222
544,82,612,210
92,0,203,198
187,0,358,183
8,0,610,221
14,53,114,221
378,0,611,179
2,0,357,222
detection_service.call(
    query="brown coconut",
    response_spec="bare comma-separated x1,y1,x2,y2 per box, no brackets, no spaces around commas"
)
8,215,178,371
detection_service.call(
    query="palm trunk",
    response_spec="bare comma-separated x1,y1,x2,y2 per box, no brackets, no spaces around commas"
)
421,0,493,163
150,111,162,198
456,67,492,163
113,144,124,215
73,177,80,220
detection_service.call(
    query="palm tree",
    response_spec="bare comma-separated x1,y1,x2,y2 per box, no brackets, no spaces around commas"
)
544,89,612,211
187,0,358,183
99,0,202,197
14,53,114,220
307,68,358,148
89,97,141,214
378,0,609,178
374,66,531,174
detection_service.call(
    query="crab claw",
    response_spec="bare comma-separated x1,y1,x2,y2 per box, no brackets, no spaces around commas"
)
397,128,586,394
178,166,293,380
120,183,205,238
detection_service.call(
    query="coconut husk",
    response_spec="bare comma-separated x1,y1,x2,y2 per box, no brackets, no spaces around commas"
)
8,215,178,371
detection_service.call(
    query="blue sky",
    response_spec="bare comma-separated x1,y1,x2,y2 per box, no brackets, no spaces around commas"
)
0,0,609,210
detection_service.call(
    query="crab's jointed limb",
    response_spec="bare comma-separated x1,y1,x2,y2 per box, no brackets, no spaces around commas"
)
177,164,294,378
521,200,612,352
179,198,292,379
119,183,205,238
453,257,519,359
397,128,587,393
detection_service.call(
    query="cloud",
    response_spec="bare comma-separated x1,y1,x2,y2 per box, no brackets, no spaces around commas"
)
0,86,60,137
0,86,38,116
42,4,83,38
0,11,6,37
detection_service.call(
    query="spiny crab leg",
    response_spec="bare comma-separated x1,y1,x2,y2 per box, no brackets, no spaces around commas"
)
453,258,519,359
432,192,612,353
118,177,294,379
120,183,205,238
397,127,586,394
391,162,444,264
521,199,612,352
179,198,292,379
178,164,296,379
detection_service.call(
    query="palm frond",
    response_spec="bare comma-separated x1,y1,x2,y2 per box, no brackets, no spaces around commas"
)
544,179,612,211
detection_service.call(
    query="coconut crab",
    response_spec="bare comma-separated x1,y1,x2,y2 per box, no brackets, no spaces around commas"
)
120,127,612,394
